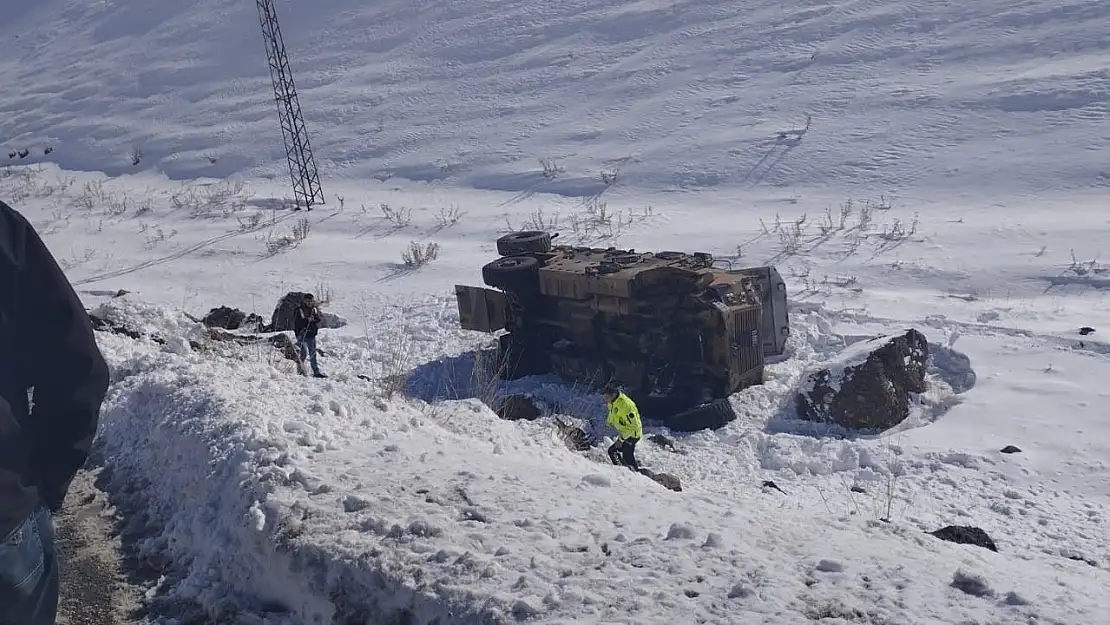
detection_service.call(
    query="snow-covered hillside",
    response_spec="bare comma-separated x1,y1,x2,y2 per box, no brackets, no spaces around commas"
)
1,0,1108,196
87,294,1110,624
1,0,1109,623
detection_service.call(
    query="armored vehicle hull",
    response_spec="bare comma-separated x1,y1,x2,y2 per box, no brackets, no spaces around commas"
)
455,231,789,431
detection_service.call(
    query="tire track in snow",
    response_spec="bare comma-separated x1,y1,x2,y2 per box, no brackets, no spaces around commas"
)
56,470,147,625
71,208,304,287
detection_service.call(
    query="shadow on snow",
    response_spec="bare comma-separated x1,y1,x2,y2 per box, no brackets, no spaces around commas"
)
404,337,978,444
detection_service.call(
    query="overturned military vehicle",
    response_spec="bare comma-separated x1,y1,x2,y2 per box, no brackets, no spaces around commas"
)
454,230,789,431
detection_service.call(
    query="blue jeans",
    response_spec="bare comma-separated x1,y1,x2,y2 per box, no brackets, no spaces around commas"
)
297,335,321,375
0,505,58,625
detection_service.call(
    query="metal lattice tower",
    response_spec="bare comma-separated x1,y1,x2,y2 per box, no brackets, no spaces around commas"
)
256,0,323,210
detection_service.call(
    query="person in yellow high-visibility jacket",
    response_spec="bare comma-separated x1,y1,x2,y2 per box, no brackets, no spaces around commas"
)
603,386,642,471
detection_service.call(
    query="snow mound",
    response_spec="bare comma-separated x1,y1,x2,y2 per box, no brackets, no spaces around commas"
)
91,299,1110,624
90,294,206,343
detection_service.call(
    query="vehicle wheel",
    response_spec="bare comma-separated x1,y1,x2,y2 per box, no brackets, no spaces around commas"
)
482,255,539,291
497,230,552,256
654,251,686,261
664,399,737,432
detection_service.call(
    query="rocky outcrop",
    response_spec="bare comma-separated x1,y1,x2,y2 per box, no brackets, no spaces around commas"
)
796,329,929,431
201,306,263,331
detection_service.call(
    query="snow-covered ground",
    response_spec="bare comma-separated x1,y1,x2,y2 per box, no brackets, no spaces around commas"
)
2,0,1110,622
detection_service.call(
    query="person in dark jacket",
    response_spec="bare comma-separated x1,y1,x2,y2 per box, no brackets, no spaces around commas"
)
293,293,326,378
0,200,110,624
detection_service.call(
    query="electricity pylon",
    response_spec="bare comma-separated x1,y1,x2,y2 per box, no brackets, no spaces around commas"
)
256,0,324,210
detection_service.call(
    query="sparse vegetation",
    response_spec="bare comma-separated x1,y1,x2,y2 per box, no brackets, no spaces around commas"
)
1062,250,1107,278
170,180,250,218
58,246,97,270
401,240,440,267
261,216,311,256
503,196,657,245
379,203,412,227
434,205,465,228
314,281,335,305
237,211,264,231
143,225,177,249
539,157,561,180
377,310,415,400
600,164,621,186
750,196,918,263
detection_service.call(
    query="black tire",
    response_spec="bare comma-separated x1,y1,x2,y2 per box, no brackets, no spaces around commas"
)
663,399,737,432
654,251,686,261
497,230,552,256
482,255,539,291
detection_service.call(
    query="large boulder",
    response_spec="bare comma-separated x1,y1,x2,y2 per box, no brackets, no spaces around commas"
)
270,292,310,332
796,329,929,431
270,292,348,333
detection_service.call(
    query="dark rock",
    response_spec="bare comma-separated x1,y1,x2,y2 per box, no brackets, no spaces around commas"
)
202,306,249,330
648,434,678,452
495,395,541,421
1065,554,1098,567
1079,326,1095,336
89,313,140,340
270,292,311,332
950,570,994,597
639,469,682,492
88,313,165,345
761,480,785,494
269,292,346,333
929,525,998,552
1000,445,1022,454
554,418,594,451
796,329,929,431
246,313,265,330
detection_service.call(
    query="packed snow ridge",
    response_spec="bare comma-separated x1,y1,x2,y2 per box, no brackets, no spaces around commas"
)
90,294,1109,624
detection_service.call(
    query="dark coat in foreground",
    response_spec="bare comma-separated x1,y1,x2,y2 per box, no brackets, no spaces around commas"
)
0,200,110,539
